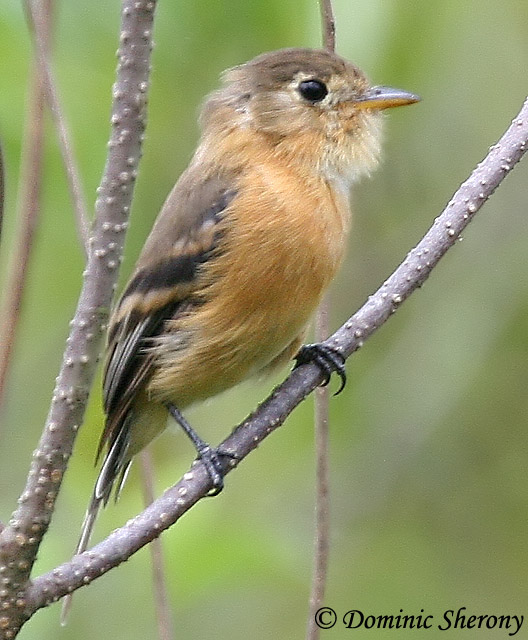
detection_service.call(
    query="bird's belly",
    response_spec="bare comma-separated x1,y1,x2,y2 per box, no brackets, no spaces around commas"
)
148,169,350,407
147,241,336,407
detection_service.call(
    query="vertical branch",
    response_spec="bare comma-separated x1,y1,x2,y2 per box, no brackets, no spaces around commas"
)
0,141,4,243
306,298,331,640
307,2,336,638
319,0,336,52
0,137,4,528
0,0,52,412
23,0,90,255
0,2,157,637
139,452,175,640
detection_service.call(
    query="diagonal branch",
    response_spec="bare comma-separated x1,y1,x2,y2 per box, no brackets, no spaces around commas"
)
0,1,157,636
25,96,528,616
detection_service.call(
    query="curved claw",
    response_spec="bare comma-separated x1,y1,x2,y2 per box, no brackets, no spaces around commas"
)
294,343,347,395
198,446,239,496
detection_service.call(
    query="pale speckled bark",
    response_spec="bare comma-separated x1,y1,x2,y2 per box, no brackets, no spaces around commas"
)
0,1,157,637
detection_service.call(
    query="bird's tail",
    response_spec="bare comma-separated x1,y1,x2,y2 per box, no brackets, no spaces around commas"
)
60,427,131,625
59,490,102,625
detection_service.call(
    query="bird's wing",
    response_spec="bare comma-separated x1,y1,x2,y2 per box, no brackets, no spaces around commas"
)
63,173,239,597
99,170,238,466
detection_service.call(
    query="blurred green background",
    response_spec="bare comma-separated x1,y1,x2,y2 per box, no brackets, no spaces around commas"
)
1,1,528,638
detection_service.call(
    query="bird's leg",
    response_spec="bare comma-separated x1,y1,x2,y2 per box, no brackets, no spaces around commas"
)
166,403,238,495
294,343,347,395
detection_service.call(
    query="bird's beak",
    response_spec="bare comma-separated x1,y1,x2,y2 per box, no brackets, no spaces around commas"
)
354,86,421,110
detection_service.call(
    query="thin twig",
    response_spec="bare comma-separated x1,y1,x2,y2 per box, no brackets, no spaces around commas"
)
319,0,336,52
139,451,175,640
0,0,52,412
307,4,336,637
0,140,4,244
0,2,157,636
23,0,90,255
306,297,331,640
25,97,528,616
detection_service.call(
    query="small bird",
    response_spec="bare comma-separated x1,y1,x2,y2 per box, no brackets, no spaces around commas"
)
75,47,419,557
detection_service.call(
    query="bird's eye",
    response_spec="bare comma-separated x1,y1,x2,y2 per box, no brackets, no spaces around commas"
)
298,79,328,103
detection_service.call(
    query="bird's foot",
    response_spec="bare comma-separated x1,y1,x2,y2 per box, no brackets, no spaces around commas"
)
193,443,238,496
167,403,238,495
294,343,347,395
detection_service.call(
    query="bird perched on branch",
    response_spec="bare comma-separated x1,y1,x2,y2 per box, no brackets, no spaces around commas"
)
75,47,418,558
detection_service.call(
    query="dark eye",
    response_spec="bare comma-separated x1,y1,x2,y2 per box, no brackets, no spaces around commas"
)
298,79,328,102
